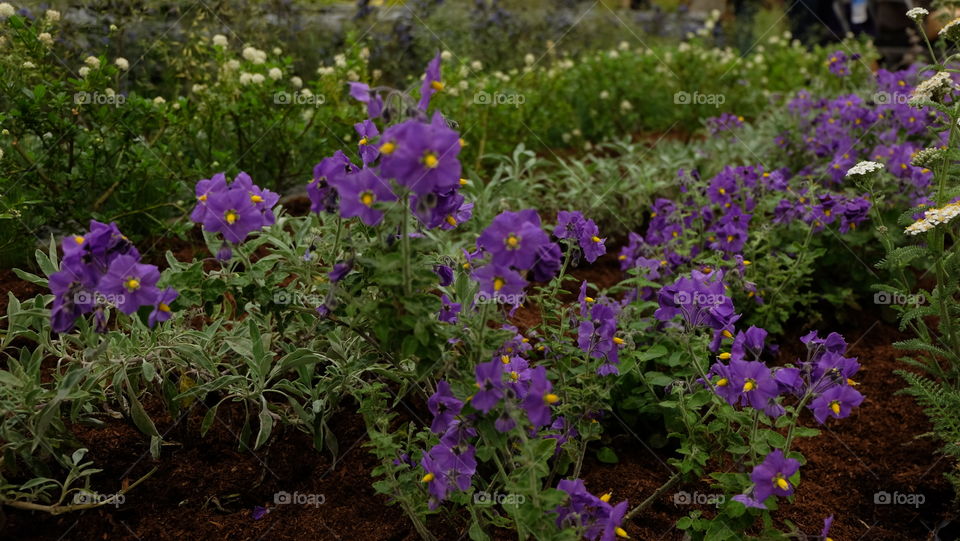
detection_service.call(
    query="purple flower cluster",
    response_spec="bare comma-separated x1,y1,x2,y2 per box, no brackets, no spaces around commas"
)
706,112,745,134
825,50,856,77
321,56,472,231
555,210,607,263
576,282,626,375
49,220,177,332
554,479,630,540
190,172,279,248
654,270,740,340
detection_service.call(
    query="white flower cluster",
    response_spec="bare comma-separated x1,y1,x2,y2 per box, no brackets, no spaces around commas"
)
911,71,956,104
0,3,14,17
239,72,265,85
38,32,53,45
212,34,228,47
906,7,929,21
45,9,59,21
115,57,129,70
242,46,267,64
845,160,884,177
940,18,960,41
905,202,960,235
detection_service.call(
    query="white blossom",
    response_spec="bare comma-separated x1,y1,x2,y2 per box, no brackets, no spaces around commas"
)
268,67,282,80
78,66,90,77
114,57,129,70
289,76,303,88
0,3,15,17
212,34,228,47
153,96,166,105
38,32,53,46
906,7,929,21
84,56,100,69
44,9,60,22
845,161,884,177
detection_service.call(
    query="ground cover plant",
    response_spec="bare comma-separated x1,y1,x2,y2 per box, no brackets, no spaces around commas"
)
1,2,959,541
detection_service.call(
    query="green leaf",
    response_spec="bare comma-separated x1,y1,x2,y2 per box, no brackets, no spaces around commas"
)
596,447,619,464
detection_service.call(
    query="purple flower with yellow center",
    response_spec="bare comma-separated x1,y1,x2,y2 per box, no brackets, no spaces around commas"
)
522,366,559,427
190,173,228,223
331,168,397,226
354,119,380,165
555,210,588,240
477,210,550,270
233,172,280,225
378,115,461,196
580,219,606,263
471,264,527,300
99,254,161,315
553,479,631,540
411,190,465,229
811,384,864,424
428,380,463,434
418,52,443,111
749,449,800,504
440,199,473,231
654,270,740,332
308,151,356,214
148,287,178,327
202,187,264,243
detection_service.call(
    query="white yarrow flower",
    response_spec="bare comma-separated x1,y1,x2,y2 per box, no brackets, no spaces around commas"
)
212,34,228,47
471,60,482,71
153,96,166,105
22,60,35,68
0,3,15,17
524,53,535,66
239,72,253,85
38,32,53,46
846,161,884,177
250,73,265,84
268,67,282,80
84,56,101,69
78,66,91,77
114,57,129,70
440,50,452,61
906,7,929,21
45,9,60,21
289,76,303,88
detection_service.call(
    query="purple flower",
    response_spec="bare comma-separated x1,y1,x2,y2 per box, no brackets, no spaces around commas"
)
521,366,558,427
148,287,178,327
354,119,380,165
471,264,527,301
329,260,353,282
477,210,551,270
811,384,864,424
554,479,630,540
379,115,461,197
654,270,740,331
428,380,463,434
749,449,800,504
438,294,461,323
99,254,161,315
331,168,398,226
434,264,454,286
190,173,228,223
252,506,269,520
530,242,563,282
473,360,505,413
821,515,834,540
418,52,443,111
202,186,266,244
308,151,356,214
347,82,383,118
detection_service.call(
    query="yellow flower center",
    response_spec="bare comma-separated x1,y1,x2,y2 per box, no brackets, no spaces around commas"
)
380,141,396,155
599,492,612,502
510,371,519,381
198,194,207,202
718,188,726,195
774,476,789,490
360,191,375,207
73,235,85,245
459,178,468,185
225,210,238,225
613,337,625,345
359,137,368,145
505,234,520,249
544,393,560,404
430,80,444,91
125,278,140,291
716,378,729,387
493,277,505,291
250,194,264,204
584,296,595,303
423,152,439,168
501,355,511,364
615,527,629,539
722,329,733,338
158,303,171,312
718,352,731,360
445,215,457,227
830,401,841,415
743,379,755,392
421,473,434,483
591,236,601,243
459,138,467,147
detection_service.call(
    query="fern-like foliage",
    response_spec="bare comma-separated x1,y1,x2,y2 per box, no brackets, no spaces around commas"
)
897,369,960,498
